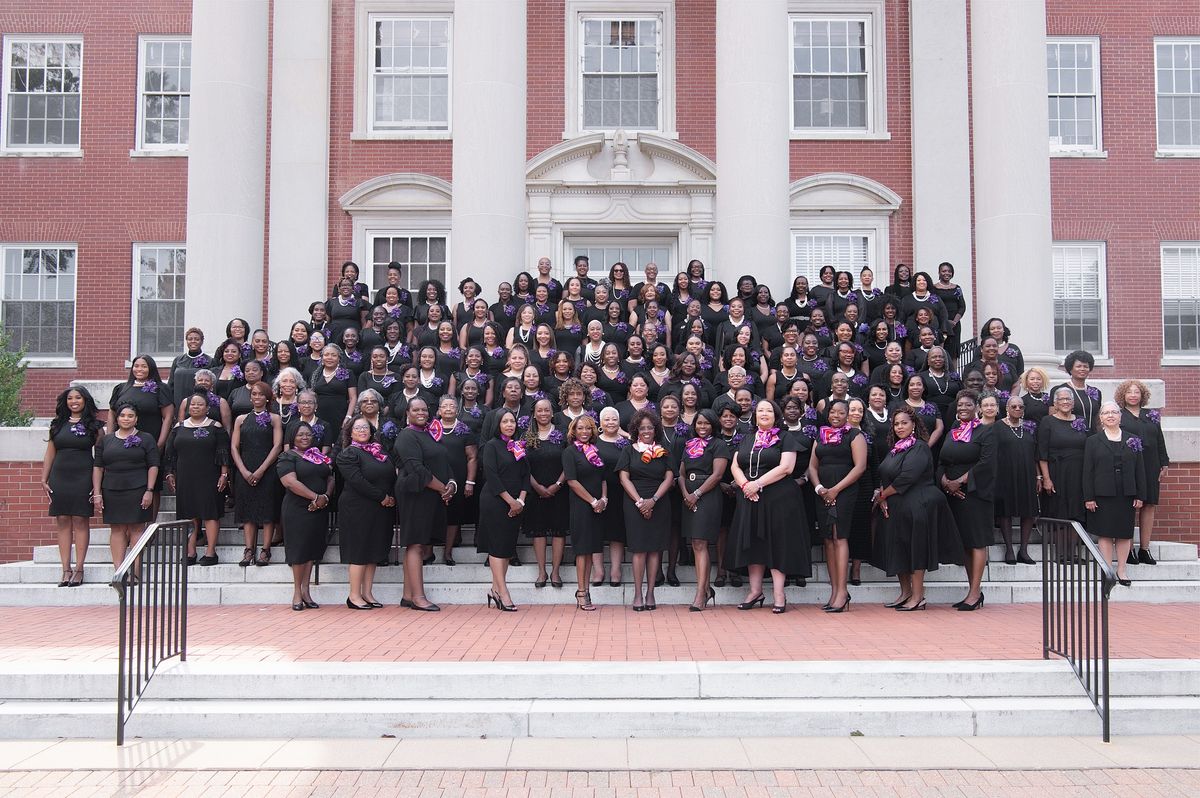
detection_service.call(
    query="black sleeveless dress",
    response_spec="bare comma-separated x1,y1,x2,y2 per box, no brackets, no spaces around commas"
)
727,433,810,576
813,427,863,539
276,450,331,565
47,423,96,517
165,423,229,522
234,412,280,524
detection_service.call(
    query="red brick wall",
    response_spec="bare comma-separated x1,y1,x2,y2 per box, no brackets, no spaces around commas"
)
788,0,915,274
1155,463,1200,544
0,463,56,564
527,0,566,159
676,0,716,161
1046,2,1200,414
2,4,191,417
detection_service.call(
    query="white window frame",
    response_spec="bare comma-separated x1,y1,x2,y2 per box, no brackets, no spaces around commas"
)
564,0,676,139
1047,37,1104,157
133,36,190,156
1160,242,1200,365
0,242,78,365
1154,37,1200,157
790,229,878,290
0,35,84,156
566,236,678,284
131,243,187,360
1051,241,1109,361
362,230,451,296
788,0,888,141
352,0,454,141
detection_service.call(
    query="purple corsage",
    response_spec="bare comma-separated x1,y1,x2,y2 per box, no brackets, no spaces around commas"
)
429,375,444,388
229,365,244,381
517,415,530,430
614,371,627,384
379,375,396,388
333,367,350,381
1147,409,1161,424
591,388,607,403
141,380,158,393
811,359,829,373
1022,420,1038,434
1086,386,1100,401
613,437,630,449
380,420,398,440
467,406,482,419
904,365,915,376
674,421,690,436
895,323,908,339
296,344,309,356
452,420,472,435
814,326,830,338
446,347,462,360
999,362,1011,375
502,304,516,317
949,371,962,381
730,432,744,447
122,434,143,449
192,427,210,439
547,429,565,445
70,422,87,436
254,411,271,428
347,350,362,363
310,422,326,440
615,322,630,333
857,323,869,334
1071,418,1088,433
284,402,298,416
488,346,505,359
388,306,404,319
852,374,868,387
192,354,210,368
1127,436,1144,452
239,342,252,359
918,403,937,417
567,323,581,334
803,407,818,421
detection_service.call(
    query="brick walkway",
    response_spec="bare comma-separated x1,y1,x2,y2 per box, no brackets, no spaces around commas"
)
3,603,1196,663
1,767,1198,796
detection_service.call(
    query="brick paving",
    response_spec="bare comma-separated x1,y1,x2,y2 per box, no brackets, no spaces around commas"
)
1,768,1198,796
3,603,1196,663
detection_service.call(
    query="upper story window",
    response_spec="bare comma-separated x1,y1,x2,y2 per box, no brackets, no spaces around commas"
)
2,245,76,359
789,2,887,140
1047,37,1102,155
2,37,82,152
792,232,874,285
1051,242,1107,356
1161,243,1200,357
1154,38,1200,155
564,1,676,138
136,37,191,153
371,15,451,134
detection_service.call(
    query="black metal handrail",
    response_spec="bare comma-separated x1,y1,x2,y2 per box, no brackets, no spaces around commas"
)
110,520,191,745
1040,516,1116,741
958,338,978,369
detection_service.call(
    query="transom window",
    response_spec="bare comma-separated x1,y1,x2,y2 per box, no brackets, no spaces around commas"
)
133,245,186,357
1161,243,1200,355
369,234,448,293
1047,38,1101,153
580,17,661,130
1154,38,1200,152
570,242,673,283
791,18,870,131
1051,243,1107,355
137,37,191,151
370,16,451,133
2,37,82,151
2,245,76,358
792,232,873,285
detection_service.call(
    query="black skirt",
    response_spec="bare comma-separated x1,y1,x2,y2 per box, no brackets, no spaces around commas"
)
102,487,152,525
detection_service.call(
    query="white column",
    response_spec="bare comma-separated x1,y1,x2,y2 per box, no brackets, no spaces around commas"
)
714,0,790,289
971,0,1055,366
266,0,332,339
184,0,269,337
451,0,527,295
910,0,974,337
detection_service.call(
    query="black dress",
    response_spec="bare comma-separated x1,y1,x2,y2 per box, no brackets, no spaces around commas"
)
1082,432,1147,540
562,443,610,556
594,438,630,544
1021,392,1051,426
477,437,531,558
993,421,1040,518
1053,382,1102,432
110,381,172,490
937,422,997,549
678,437,730,542
326,296,365,344
871,440,962,575
523,431,568,537
165,423,229,522
813,427,863,540
393,427,453,546
616,444,673,553
727,433,810,576
931,285,966,355
285,415,334,451
276,450,330,565
1120,408,1169,505
311,367,353,430
95,433,160,524
233,412,280,524
335,444,395,564
1037,415,1089,523
437,421,478,527
168,351,212,408
848,425,878,562
47,423,96,517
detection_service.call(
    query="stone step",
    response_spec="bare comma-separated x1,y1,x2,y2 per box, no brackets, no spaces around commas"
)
1,694,1196,739
0,578,1196,606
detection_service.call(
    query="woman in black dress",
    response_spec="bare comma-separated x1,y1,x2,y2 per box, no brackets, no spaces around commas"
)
1084,402,1147,585
434,395,479,566
110,355,174,501
1018,367,1052,426
845,397,876,587
228,358,268,419
186,369,233,430
980,317,1025,377
1038,386,1090,523
562,414,609,611
730,399,808,613
41,386,104,586
1115,379,1170,565
336,416,396,609
617,409,675,612
678,410,729,611
938,391,996,611
886,262,914,301
1054,350,1101,433
478,409,530,611
393,398,452,611
289,389,334,453
871,408,962,611
230,382,283,567
276,422,333,610
326,277,368,345
165,389,230,567
168,327,212,409
994,394,1039,566
594,407,630,586
523,398,568,589
92,404,160,569
933,262,967,359
311,344,357,431
806,399,867,612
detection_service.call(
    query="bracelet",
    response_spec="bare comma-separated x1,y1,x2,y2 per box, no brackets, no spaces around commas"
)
465,480,476,486
515,497,525,506
815,484,826,492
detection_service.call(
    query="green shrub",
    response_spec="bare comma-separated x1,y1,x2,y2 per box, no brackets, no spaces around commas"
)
0,331,33,427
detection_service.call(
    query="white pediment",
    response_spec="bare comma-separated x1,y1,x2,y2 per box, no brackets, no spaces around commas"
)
527,132,717,185
339,173,452,214
790,172,903,213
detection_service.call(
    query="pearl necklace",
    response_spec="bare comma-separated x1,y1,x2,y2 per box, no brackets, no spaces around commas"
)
927,371,950,395
1003,419,1025,439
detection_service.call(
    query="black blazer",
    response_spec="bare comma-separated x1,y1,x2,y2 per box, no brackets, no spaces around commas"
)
1082,432,1146,501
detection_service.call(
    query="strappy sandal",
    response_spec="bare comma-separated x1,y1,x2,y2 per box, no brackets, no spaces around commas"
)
255,548,271,566
68,569,84,587
239,547,254,567
575,590,596,611
58,570,71,588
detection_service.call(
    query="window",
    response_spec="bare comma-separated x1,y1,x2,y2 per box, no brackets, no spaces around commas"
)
136,37,190,152
369,15,450,134
1047,38,1101,154
1161,243,1200,356
1,245,76,358
570,241,673,283
1051,243,1107,356
1155,38,1200,153
2,37,82,151
133,245,186,357
792,232,873,285
369,234,447,293
580,17,660,130
789,2,887,139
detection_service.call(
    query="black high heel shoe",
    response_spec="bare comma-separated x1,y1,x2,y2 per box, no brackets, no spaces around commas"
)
302,598,320,609
736,594,765,610
956,593,984,611
487,591,517,612
346,598,373,610
896,598,927,611
771,601,787,614
824,595,851,613
690,586,717,612
883,595,911,609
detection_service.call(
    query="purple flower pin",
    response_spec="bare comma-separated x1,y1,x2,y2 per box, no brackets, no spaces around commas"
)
1147,409,1161,424
904,365,915,376
919,403,937,417
388,306,404,319
467,406,482,419
381,421,398,440
193,427,210,439
803,407,818,421
614,372,627,384
1127,436,1144,452
674,421,690,435
284,402,298,416
857,323,869,334
591,388,606,403
254,411,271,428
193,354,211,368
122,434,142,449
1086,386,1100,401
240,342,253,359
70,422,87,437
230,365,244,381
333,366,350,381
1022,420,1038,434
141,380,158,393
814,326,830,338
895,323,908,338
502,304,516,316
807,298,818,309
296,344,309,356
613,437,630,449
310,422,326,440
447,347,462,360
452,420,471,435
206,391,220,407
430,375,444,388
548,429,565,445
615,322,630,333
1000,362,1011,375
852,374,868,388
949,371,962,381
517,415,531,429
811,359,829,373
381,375,396,388
347,350,362,363
1071,418,1088,433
